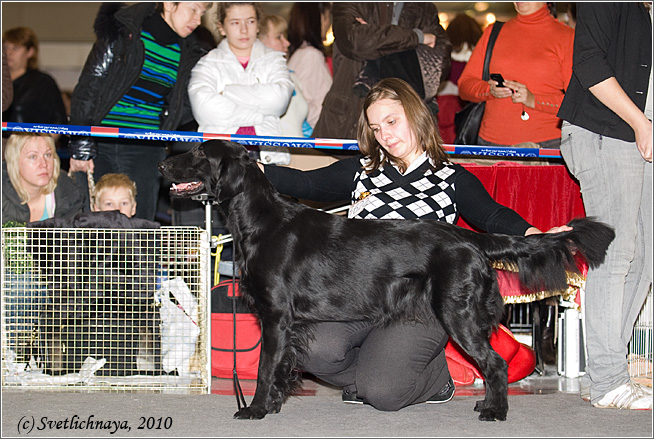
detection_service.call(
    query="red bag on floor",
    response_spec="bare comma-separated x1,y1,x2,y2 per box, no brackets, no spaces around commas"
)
445,324,536,386
211,279,262,379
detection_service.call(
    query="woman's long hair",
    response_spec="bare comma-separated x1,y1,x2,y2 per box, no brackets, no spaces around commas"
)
4,133,60,204
446,14,482,53
287,2,330,58
357,78,448,173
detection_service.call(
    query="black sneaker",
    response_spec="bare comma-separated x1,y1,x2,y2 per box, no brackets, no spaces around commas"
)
342,389,365,404
425,377,455,404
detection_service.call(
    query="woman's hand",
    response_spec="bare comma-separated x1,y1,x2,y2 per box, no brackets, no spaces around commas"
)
423,33,436,48
505,80,535,109
524,224,573,236
69,158,94,173
634,117,652,163
489,79,514,99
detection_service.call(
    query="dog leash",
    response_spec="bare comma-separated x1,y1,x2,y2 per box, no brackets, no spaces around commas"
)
230,247,248,411
212,233,248,411
67,169,96,206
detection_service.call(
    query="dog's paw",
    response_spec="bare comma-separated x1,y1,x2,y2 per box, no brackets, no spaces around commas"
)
476,407,507,422
233,406,268,420
473,400,487,412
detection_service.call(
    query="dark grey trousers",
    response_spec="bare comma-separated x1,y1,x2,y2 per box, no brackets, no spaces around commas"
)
300,318,451,411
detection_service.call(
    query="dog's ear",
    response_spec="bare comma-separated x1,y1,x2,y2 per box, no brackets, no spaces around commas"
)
199,141,250,202
214,146,249,202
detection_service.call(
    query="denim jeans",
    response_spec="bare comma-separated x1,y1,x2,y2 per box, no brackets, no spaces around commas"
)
560,122,652,404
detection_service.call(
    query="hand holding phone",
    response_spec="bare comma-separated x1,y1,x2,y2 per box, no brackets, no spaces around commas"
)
490,73,505,87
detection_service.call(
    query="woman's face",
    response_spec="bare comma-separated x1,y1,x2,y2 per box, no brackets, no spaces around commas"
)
513,2,546,16
162,2,209,38
18,137,55,192
3,41,33,74
219,4,259,57
260,22,290,55
366,98,421,165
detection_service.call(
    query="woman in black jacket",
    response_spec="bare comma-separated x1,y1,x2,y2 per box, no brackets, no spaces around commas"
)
2,27,68,157
68,2,211,220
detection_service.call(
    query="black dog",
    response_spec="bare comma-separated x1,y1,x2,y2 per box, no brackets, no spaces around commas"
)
159,140,614,421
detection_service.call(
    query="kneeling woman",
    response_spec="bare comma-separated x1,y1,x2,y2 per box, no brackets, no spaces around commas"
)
259,78,569,410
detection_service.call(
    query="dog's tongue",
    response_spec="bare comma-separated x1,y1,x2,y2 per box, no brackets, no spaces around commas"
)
171,182,202,192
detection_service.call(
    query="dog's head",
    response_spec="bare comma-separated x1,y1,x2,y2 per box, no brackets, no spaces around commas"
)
158,140,251,203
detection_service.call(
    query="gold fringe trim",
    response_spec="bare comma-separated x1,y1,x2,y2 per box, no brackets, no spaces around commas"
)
491,260,586,311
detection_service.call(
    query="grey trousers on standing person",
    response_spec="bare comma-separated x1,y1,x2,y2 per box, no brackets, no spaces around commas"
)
561,122,652,405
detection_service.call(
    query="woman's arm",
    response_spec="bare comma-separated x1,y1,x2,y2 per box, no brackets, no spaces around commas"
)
454,167,533,236
187,54,254,129
261,156,361,203
287,47,332,128
68,37,119,166
589,79,652,162
223,52,294,118
458,27,493,104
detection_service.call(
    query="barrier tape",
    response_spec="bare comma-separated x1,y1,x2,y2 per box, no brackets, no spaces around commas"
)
2,121,562,159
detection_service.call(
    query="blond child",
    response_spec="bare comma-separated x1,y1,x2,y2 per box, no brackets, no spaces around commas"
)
91,173,137,218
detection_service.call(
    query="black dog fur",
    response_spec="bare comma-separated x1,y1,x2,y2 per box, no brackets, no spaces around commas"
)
159,140,615,421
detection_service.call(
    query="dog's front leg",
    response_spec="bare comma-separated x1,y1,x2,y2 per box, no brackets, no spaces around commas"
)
234,316,293,420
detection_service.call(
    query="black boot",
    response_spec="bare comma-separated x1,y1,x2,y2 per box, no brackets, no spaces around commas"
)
540,301,558,366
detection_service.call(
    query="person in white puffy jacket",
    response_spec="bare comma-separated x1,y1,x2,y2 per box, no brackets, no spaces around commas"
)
188,2,293,136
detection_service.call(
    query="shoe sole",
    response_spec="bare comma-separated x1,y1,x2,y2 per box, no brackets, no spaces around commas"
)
342,400,364,405
425,392,455,404
593,403,652,410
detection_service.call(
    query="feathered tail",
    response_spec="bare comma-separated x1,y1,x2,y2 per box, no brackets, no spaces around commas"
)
482,217,615,294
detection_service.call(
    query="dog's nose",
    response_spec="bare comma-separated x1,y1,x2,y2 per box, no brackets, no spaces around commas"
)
158,162,167,172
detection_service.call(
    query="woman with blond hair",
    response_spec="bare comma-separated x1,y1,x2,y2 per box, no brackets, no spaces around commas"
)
2,133,83,224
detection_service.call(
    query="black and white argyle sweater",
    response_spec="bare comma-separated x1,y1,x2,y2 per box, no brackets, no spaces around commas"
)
348,154,457,221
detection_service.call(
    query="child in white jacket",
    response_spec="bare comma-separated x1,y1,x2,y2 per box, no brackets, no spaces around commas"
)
188,3,293,136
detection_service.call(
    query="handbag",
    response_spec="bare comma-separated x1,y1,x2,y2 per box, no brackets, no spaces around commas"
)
454,21,504,145
210,278,262,379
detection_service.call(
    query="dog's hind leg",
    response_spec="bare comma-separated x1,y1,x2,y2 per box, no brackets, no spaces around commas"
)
435,273,509,421
234,314,300,420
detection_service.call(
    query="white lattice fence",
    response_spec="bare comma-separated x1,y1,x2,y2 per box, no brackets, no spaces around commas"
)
1,226,210,391
628,286,653,384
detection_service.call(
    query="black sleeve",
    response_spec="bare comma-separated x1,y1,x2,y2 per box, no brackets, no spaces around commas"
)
262,156,362,203
454,166,533,236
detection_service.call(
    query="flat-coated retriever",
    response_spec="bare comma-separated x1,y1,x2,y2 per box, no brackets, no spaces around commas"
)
159,140,614,421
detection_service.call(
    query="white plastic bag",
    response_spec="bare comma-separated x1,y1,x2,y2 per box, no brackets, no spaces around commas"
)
155,277,200,375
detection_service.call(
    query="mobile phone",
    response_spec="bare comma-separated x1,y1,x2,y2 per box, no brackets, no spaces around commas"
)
490,73,505,87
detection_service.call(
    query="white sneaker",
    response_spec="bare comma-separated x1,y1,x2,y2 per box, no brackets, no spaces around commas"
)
593,381,653,410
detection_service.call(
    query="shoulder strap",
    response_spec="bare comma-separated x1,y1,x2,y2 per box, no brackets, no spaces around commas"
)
482,21,504,81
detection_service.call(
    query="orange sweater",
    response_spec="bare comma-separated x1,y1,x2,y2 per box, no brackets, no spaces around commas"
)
458,6,574,145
